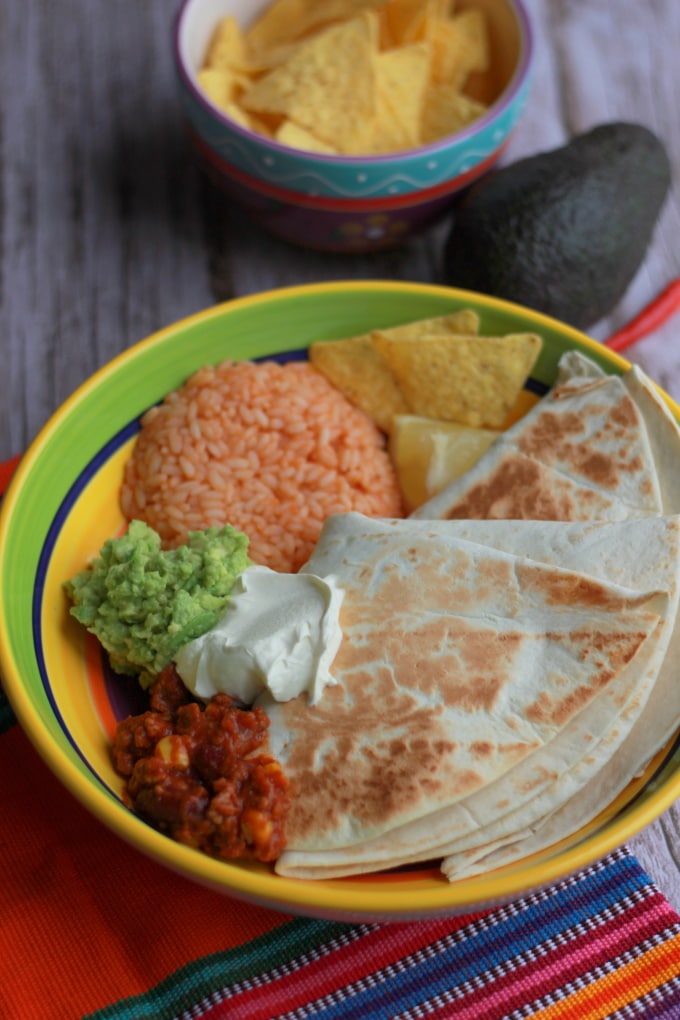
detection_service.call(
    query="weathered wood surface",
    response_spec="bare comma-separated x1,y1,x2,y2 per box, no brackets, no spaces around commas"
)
1,0,679,907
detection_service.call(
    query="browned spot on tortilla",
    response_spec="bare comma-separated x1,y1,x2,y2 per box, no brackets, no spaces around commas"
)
471,740,533,767
443,450,622,521
516,561,663,613
513,396,650,496
281,695,482,846
517,765,560,795
525,628,649,729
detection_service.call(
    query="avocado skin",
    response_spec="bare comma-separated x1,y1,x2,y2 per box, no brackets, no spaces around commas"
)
442,123,671,330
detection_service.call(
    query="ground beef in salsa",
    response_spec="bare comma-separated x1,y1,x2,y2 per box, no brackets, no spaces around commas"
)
112,665,290,862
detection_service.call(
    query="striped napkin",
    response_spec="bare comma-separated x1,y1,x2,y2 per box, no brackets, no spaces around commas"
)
1,455,680,1020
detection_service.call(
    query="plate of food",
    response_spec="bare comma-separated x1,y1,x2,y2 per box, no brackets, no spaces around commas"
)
1,280,679,922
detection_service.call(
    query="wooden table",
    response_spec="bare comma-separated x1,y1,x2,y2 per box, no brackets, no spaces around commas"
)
2,0,679,909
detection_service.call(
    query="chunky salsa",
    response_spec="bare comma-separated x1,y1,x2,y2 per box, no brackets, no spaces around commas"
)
112,665,290,862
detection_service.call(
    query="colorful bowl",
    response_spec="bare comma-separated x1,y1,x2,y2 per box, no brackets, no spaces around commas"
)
2,281,679,923
173,0,534,252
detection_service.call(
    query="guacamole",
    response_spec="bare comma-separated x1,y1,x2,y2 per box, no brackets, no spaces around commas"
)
65,520,250,685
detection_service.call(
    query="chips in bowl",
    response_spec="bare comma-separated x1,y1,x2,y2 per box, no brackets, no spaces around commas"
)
174,0,534,251
199,0,491,154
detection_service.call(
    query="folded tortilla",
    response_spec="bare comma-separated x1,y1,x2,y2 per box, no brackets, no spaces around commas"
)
274,514,679,879
269,352,680,881
386,350,680,881
438,518,680,880
264,511,675,879
411,351,664,522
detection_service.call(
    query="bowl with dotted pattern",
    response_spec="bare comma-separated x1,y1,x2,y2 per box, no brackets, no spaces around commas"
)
173,0,534,252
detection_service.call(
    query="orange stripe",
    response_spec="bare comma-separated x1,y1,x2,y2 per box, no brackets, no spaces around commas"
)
85,631,119,740
529,933,680,1019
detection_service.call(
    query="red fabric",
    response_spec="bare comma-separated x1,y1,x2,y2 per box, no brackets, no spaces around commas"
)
0,453,21,493
0,725,291,1019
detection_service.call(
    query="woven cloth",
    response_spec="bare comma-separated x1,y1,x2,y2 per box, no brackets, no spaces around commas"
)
1,455,680,1020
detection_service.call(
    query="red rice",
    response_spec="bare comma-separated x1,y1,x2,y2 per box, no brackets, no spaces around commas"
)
120,359,404,572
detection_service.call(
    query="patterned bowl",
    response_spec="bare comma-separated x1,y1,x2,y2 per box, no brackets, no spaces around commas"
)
2,281,680,923
173,0,534,252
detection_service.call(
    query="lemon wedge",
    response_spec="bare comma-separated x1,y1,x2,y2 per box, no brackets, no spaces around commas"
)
389,414,499,511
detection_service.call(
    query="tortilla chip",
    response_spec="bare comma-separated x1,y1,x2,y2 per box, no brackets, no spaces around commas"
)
371,332,543,428
245,40,303,75
379,0,450,47
197,68,269,131
240,13,378,151
276,120,339,154
502,389,541,429
310,336,407,432
243,0,309,55
204,16,252,72
309,311,482,431
429,10,489,84
373,43,431,150
245,0,383,61
305,0,387,29
200,0,493,155
353,95,411,154
391,310,479,341
351,46,431,154
420,83,487,143
196,68,251,113
384,309,481,339
236,106,280,134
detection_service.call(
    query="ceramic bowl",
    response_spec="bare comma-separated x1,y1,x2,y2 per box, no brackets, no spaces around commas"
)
172,0,534,252
2,281,679,923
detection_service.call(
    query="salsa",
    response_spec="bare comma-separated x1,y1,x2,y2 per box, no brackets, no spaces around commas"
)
112,665,290,862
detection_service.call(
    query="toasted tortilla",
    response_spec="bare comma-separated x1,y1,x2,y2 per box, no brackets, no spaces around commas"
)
411,351,664,522
275,513,679,879
437,514,680,879
272,353,680,881
385,351,680,881
436,363,680,879
264,512,673,878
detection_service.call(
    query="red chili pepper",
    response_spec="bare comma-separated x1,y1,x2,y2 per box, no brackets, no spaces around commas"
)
605,278,680,353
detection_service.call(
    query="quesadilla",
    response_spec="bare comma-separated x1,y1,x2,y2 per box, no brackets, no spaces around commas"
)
261,511,676,879
441,542,680,874
387,350,680,881
411,351,665,522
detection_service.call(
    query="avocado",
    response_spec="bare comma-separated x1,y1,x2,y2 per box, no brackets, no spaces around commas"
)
65,519,251,685
441,122,671,330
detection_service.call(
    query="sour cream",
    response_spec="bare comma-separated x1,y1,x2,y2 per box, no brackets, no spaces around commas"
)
174,565,344,706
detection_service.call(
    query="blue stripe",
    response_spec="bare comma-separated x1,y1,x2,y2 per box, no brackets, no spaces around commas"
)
298,851,650,1020
84,851,666,1020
